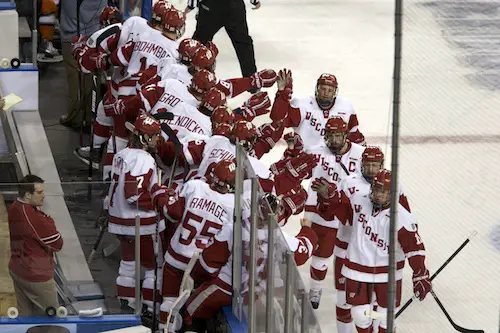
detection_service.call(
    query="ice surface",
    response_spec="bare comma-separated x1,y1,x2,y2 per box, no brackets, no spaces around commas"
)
183,0,500,331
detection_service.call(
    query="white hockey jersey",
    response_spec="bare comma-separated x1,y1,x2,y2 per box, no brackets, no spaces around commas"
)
287,95,362,151
183,135,271,181
112,23,179,96
158,62,193,86
164,179,235,271
304,142,365,229
141,78,199,115
340,196,425,283
107,147,165,236
159,102,212,142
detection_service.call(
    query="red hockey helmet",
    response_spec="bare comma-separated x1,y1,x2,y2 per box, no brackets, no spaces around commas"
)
158,6,185,39
152,1,169,22
211,159,237,194
362,146,385,180
371,169,392,209
206,41,219,58
99,6,123,26
190,69,217,95
191,46,217,72
213,123,233,137
362,146,384,162
211,106,235,126
315,73,338,109
232,120,257,152
325,116,347,133
178,38,202,63
133,114,161,136
201,87,226,113
324,116,348,153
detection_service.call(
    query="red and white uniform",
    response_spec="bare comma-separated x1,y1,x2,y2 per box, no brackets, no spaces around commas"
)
142,78,199,114
107,147,164,236
182,135,271,181
158,102,211,142
110,23,179,97
160,179,234,323
183,219,317,324
340,197,424,283
304,142,365,230
107,146,166,311
158,61,192,86
275,95,364,151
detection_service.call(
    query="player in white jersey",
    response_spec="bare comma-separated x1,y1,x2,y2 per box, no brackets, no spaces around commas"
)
71,7,125,174
315,169,431,333
159,160,238,329
270,70,365,151
73,2,183,179
182,193,317,333
106,69,218,121
107,114,171,312
304,116,365,309
311,146,409,333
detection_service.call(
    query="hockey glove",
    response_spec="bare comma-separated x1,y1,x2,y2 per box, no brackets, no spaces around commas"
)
89,52,109,72
103,95,126,117
257,121,282,150
283,132,304,158
151,184,175,211
271,152,317,179
250,69,278,89
281,185,308,216
311,177,337,199
71,35,87,58
239,92,271,121
413,269,432,301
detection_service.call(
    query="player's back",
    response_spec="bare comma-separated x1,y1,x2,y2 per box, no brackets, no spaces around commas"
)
149,78,199,114
160,102,211,141
159,62,193,86
196,135,235,179
124,27,178,82
166,179,234,270
107,147,158,234
118,16,149,47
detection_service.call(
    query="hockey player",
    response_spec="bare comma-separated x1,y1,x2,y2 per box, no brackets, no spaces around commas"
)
314,169,431,333
71,6,124,172
305,116,365,309
106,114,171,312
270,69,365,151
104,69,218,120
311,146,410,333
158,159,239,330
182,193,318,333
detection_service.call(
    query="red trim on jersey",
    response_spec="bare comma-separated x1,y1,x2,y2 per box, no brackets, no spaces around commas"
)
109,215,157,226
167,245,190,265
117,285,136,298
345,259,405,274
335,237,348,250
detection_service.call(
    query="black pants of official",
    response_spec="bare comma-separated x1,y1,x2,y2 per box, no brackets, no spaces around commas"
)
193,0,257,78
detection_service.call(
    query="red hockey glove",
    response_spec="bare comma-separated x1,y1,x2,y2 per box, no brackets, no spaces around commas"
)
257,121,282,149
413,269,432,301
276,69,293,101
250,69,278,89
103,95,126,117
281,185,308,216
151,184,175,211
89,52,109,71
283,132,304,158
272,152,317,179
240,91,271,121
71,35,87,58
311,177,337,199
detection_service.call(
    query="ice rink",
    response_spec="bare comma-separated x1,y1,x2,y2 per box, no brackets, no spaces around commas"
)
183,0,500,332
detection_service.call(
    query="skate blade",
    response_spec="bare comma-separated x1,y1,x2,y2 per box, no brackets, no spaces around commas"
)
37,53,63,63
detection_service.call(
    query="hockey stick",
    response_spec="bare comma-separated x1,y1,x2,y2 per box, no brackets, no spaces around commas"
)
87,74,100,200
431,290,484,333
151,122,182,332
395,231,478,318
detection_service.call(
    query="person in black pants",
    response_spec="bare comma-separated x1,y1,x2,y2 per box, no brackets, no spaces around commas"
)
189,0,260,78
